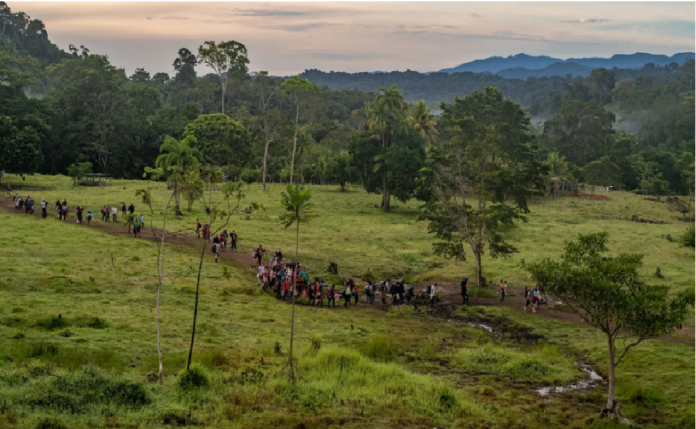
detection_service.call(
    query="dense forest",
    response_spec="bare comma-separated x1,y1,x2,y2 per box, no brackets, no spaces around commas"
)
1,2,694,203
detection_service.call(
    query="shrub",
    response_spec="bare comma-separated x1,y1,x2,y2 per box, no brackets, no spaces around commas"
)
11,331,25,339
679,225,695,247
36,315,69,331
310,334,322,351
618,383,665,407
437,387,459,410
176,366,209,392
359,335,396,362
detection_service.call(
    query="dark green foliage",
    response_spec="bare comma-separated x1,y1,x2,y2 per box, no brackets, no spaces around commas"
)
679,225,695,247
176,366,209,392
183,114,252,167
26,368,149,413
35,315,69,331
73,316,108,329
36,419,67,429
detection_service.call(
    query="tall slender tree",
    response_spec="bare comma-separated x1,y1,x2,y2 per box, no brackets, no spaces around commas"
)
197,40,249,115
279,185,315,381
281,76,321,184
252,71,280,190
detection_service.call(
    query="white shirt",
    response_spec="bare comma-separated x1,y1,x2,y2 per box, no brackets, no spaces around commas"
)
430,285,436,297
112,207,118,215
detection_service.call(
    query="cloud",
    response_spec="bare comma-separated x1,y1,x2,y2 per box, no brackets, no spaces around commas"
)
145,17,152,20
470,13,483,18
561,18,610,24
233,8,304,17
162,17,189,20
597,20,695,38
431,24,459,29
261,22,339,32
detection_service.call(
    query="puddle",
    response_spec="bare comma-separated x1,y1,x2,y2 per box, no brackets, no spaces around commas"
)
467,322,493,333
536,362,603,396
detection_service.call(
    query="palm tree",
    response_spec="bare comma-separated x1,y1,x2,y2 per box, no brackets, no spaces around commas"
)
367,85,408,211
281,77,321,185
546,152,573,197
407,100,439,146
279,184,315,381
155,135,202,215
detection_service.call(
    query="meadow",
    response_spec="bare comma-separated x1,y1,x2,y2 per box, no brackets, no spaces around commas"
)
0,174,693,429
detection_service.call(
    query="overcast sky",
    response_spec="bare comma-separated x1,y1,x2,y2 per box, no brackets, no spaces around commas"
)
12,1,696,76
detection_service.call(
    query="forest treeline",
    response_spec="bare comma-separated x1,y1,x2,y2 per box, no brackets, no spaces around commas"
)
0,3,693,203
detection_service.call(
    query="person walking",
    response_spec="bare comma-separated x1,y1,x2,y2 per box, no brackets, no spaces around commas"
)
196,219,201,238
255,244,264,266
76,206,83,224
104,205,110,222
461,277,469,305
139,213,144,225
316,281,324,307
5,184,11,198
61,202,68,221
230,230,238,251
111,205,118,222
352,284,359,305
86,210,93,225
327,284,336,308
428,283,437,307
128,203,135,215
222,230,228,249
212,242,219,263
257,263,264,286
101,206,107,222
499,280,507,303
121,202,127,217
41,199,47,219
341,283,351,307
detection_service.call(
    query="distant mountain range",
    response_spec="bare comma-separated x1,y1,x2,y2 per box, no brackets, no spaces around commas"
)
436,52,695,79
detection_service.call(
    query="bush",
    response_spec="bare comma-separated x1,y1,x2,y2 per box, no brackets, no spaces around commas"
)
618,383,665,407
679,225,695,247
36,418,67,429
11,331,25,339
176,366,209,392
359,335,397,362
74,316,108,329
26,368,149,413
36,315,69,331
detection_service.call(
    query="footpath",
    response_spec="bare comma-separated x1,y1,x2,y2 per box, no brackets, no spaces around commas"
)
1,196,692,345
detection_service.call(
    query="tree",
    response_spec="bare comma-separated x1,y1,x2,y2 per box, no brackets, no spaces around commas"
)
542,100,615,166
252,71,280,190
181,169,204,212
173,47,197,71
197,40,249,115
152,135,202,215
129,68,151,83
0,115,43,179
407,99,439,146
67,161,93,180
279,185,315,381
526,232,693,420
584,156,621,188
183,114,251,167
281,76,321,185
418,87,547,287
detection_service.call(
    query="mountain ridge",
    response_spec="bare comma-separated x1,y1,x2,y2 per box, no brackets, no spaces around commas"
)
437,52,695,76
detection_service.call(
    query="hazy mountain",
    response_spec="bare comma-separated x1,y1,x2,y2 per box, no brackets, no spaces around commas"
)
497,62,594,79
438,52,695,76
438,53,561,74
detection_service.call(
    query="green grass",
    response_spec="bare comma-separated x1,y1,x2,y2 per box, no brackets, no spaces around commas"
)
0,174,694,428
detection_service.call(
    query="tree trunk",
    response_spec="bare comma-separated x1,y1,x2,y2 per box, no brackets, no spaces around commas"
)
290,104,299,185
174,181,182,215
221,82,226,115
262,133,270,191
187,183,213,371
289,221,299,381
605,335,616,412
475,248,482,287
687,182,692,215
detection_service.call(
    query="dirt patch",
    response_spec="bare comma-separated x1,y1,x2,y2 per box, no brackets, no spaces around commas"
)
564,192,611,201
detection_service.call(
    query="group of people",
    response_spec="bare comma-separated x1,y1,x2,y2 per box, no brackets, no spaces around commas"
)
199,220,239,263
11,193,37,215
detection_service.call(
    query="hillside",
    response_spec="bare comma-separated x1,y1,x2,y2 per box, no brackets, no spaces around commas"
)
497,62,594,79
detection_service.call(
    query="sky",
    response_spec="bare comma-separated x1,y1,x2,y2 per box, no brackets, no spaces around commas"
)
12,1,696,76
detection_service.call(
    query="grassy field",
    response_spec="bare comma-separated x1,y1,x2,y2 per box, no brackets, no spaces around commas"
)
3,174,694,293
0,174,694,428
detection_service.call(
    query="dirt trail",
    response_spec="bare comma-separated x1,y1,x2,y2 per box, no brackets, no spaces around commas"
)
2,197,693,345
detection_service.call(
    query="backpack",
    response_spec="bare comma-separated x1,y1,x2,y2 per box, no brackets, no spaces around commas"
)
426,285,432,294
211,245,216,253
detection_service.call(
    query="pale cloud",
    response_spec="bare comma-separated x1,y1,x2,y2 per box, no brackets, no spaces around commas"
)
10,2,694,76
